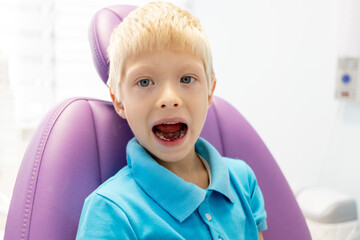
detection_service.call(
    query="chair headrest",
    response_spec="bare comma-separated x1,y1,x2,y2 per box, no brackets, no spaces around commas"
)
88,5,137,84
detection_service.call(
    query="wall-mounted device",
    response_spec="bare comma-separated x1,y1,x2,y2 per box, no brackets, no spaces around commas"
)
335,0,360,102
335,57,360,101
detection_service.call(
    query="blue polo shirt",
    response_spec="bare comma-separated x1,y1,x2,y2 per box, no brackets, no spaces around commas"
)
76,137,267,240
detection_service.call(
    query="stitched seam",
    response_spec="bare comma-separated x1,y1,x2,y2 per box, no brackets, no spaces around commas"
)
87,100,102,183
105,8,123,22
91,8,124,82
21,98,83,239
91,23,108,78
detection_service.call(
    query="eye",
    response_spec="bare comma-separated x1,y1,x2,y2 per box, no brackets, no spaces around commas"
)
137,79,154,87
180,76,195,84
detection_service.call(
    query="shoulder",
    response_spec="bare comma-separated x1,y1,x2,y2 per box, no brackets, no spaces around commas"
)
97,166,134,192
221,157,259,196
222,157,257,181
77,168,139,239
88,166,142,206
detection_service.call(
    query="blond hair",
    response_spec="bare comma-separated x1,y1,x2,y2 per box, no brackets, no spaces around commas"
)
107,1,215,102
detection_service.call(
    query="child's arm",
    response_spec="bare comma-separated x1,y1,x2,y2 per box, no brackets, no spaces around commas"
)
76,193,137,239
259,231,264,240
243,162,267,237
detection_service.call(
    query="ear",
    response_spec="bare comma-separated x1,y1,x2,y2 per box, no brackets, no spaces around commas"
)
110,87,127,119
208,78,217,107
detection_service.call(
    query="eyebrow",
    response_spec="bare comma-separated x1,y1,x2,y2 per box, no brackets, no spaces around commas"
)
180,62,204,71
179,62,206,77
125,61,205,79
123,64,154,81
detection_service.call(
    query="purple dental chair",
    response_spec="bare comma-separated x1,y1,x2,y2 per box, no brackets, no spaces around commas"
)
4,5,311,240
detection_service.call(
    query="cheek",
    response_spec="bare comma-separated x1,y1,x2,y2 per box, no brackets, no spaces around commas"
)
193,89,210,109
124,104,150,130
189,95,209,125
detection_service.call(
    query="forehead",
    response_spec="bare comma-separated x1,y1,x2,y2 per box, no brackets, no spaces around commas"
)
123,50,206,77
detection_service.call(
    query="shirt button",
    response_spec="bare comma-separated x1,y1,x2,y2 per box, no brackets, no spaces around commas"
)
205,213,212,221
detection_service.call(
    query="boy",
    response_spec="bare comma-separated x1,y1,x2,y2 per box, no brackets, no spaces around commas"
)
76,2,267,239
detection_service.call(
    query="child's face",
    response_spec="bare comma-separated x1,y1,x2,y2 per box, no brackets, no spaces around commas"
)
113,50,214,163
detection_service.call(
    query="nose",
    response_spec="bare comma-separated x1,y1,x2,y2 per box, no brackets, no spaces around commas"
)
157,84,182,109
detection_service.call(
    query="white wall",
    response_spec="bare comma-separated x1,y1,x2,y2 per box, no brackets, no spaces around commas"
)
193,0,360,198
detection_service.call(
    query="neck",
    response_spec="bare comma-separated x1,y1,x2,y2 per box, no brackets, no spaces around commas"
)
154,150,209,189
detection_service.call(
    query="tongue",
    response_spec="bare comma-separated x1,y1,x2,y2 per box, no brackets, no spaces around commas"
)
156,123,183,133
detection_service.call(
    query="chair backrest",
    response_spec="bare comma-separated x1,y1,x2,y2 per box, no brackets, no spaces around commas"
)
5,5,311,240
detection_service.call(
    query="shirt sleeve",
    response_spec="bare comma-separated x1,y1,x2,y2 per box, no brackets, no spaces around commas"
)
246,165,268,231
76,193,138,240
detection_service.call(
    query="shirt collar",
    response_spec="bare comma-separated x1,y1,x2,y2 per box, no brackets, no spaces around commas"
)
195,138,234,203
126,137,234,223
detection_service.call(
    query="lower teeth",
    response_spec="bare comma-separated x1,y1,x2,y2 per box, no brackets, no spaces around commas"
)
156,128,186,141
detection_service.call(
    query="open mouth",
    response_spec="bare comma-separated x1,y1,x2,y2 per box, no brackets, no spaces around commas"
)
152,122,188,142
